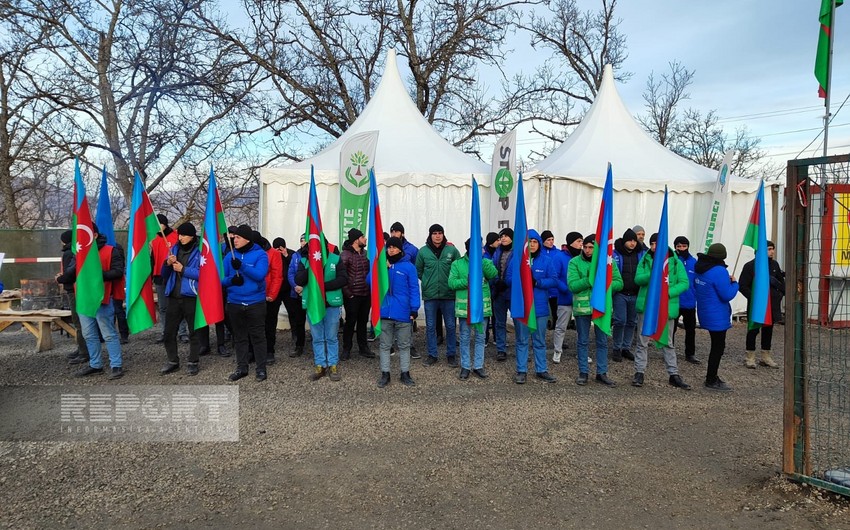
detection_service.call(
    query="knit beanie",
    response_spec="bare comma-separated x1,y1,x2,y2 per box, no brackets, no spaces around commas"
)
390,222,404,234
622,229,638,243
348,228,364,242
386,236,403,250
486,232,500,247
565,231,582,246
233,224,253,241
540,230,554,242
707,243,727,260
499,227,514,239
176,222,196,238
673,236,690,247
428,224,444,234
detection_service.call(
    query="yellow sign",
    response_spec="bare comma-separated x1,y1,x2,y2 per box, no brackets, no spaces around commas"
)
836,193,850,266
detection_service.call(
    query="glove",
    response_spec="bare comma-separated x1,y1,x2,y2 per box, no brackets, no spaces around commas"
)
231,274,244,286
533,280,539,288
231,258,242,270
410,311,418,319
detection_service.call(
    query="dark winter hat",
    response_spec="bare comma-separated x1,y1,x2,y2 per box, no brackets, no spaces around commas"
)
390,222,405,234
176,222,197,237
584,233,596,245
673,236,690,247
91,222,99,234
566,231,583,246
485,232,500,247
465,238,472,251
251,230,262,244
386,236,403,250
157,214,169,226
348,228,364,242
540,230,554,241
499,227,514,239
272,237,286,249
429,224,444,234
60,230,72,244
649,233,658,244
383,232,389,242
622,228,638,243
228,225,238,234
233,224,253,241
707,243,727,260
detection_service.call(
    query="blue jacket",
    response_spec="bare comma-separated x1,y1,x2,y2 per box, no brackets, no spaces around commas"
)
161,243,201,298
490,244,513,301
401,239,418,263
542,245,562,298
370,254,421,322
505,230,557,318
676,251,697,309
553,250,573,305
287,248,304,299
694,253,739,331
223,242,269,305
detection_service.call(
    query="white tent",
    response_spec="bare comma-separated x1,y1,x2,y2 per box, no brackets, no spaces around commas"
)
259,49,489,248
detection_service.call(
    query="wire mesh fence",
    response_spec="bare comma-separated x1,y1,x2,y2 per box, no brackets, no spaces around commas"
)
784,154,850,496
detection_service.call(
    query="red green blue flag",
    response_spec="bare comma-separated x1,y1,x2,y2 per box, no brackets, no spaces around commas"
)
641,186,671,346
304,166,328,326
509,172,536,331
367,168,388,336
126,171,160,333
816,0,844,97
72,158,105,318
468,176,484,330
95,166,116,246
590,163,615,335
195,166,226,328
742,179,772,330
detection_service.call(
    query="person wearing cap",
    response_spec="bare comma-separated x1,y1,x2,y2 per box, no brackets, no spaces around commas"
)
539,229,560,330
223,224,270,382
373,236,420,387
630,233,692,390
612,228,646,362
416,223,461,366
150,214,182,342
295,236,349,382
552,231,582,363
448,237,499,380
506,229,558,384
490,227,514,361
73,223,126,380
56,229,89,365
568,233,623,387
159,222,203,376
390,222,418,262
633,225,648,251
341,228,373,360
695,243,739,391
673,235,700,364
285,234,309,357
739,240,784,369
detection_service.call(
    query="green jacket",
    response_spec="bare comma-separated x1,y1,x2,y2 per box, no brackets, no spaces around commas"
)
635,248,689,316
448,254,498,318
415,243,461,300
567,253,623,316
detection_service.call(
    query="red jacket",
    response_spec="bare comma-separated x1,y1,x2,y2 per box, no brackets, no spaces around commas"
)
151,230,178,278
265,248,283,300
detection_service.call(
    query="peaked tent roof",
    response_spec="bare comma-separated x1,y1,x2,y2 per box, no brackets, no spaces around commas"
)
530,64,753,193
263,49,489,187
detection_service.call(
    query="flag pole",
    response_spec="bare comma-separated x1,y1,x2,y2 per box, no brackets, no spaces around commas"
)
823,0,838,158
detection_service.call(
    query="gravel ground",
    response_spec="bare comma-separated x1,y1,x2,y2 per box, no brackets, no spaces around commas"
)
0,320,848,529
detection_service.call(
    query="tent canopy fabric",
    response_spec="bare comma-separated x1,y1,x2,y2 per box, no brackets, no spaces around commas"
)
529,64,755,194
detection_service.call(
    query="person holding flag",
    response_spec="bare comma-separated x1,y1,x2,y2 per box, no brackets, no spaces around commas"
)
739,241,784,369
631,233,692,390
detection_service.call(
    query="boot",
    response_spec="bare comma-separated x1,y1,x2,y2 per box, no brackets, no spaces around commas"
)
310,365,326,381
759,350,778,368
328,365,341,382
611,349,623,362
377,371,390,388
400,371,416,387
745,350,757,369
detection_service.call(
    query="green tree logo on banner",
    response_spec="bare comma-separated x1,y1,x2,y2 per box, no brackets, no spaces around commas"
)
494,167,514,198
346,151,370,187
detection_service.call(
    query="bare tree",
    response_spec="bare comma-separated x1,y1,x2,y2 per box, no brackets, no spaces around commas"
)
637,61,693,146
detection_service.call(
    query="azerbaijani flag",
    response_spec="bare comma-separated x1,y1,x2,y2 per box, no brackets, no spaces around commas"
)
509,172,536,331
195,166,226,328
742,179,772,330
125,171,160,333
590,163,615,335
367,168,388,336
95,166,116,246
304,166,328,326
468,177,484,330
72,158,104,318
641,186,671,346
816,0,844,97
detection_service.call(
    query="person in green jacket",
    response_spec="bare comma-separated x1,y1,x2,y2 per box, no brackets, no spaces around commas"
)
631,234,691,390
448,238,498,379
416,224,461,366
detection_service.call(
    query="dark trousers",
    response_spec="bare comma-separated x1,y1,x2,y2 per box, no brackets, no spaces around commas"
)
265,299,283,354
343,295,370,352
197,322,227,351
68,293,89,357
548,297,558,328
164,296,200,364
227,301,267,372
746,324,774,351
113,298,129,339
673,307,696,357
706,330,727,384
283,296,306,349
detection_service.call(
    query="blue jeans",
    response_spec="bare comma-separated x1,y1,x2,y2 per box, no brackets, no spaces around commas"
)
79,301,122,369
492,293,509,352
514,316,548,374
612,293,638,351
575,315,608,375
311,306,341,367
424,299,456,359
458,317,487,370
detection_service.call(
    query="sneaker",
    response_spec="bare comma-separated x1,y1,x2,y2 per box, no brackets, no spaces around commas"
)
472,368,488,379
66,349,81,360
367,330,377,342
575,372,589,386
400,371,416,386
496,351,507,362
611,349,623,362
74,366,104,377
458,368,470,380
310,366,326,381
340,350,351,361
595,373,616,387
179,335,190,344
108,367,124,380
632,372,644,387
447,356,459,368
377,372,391,388
359,348,375,359
622,349,635,361
228,370,248,382
218,345,230,357
187,363,199,376
685,355,701,364
68,354,89,365
553,351,562,364
513,372,527,384
669,374,691,390
266,355,276,365
160,362,180,375
535,371,557,383
704,378,732,392
328,365,341,382
410,347,421,360
423,356,439,367
256,370,267,382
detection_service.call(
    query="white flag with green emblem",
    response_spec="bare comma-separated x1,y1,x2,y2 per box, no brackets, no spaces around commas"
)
700,150,735,253
489,130,517,233
339,131,380,243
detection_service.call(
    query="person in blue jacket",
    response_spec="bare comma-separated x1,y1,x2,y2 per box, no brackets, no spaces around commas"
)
694,243,739,391
506,229,558,384
673,236,700,364
373,237,420,388
159,223,202,376
223,224,270,382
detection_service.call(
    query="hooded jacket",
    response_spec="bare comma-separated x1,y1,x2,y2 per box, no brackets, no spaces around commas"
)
694,253,739,331
568,246,624,316
634,247,689,316
613,238,645,295
223,242,269,305
448,253,499,318
369,252,420,322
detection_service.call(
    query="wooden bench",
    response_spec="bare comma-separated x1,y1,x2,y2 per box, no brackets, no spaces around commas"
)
0,310,74,352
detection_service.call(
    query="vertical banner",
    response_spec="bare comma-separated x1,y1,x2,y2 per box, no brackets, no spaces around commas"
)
339,130,379,244
700,150,735,253
489,130,517,233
